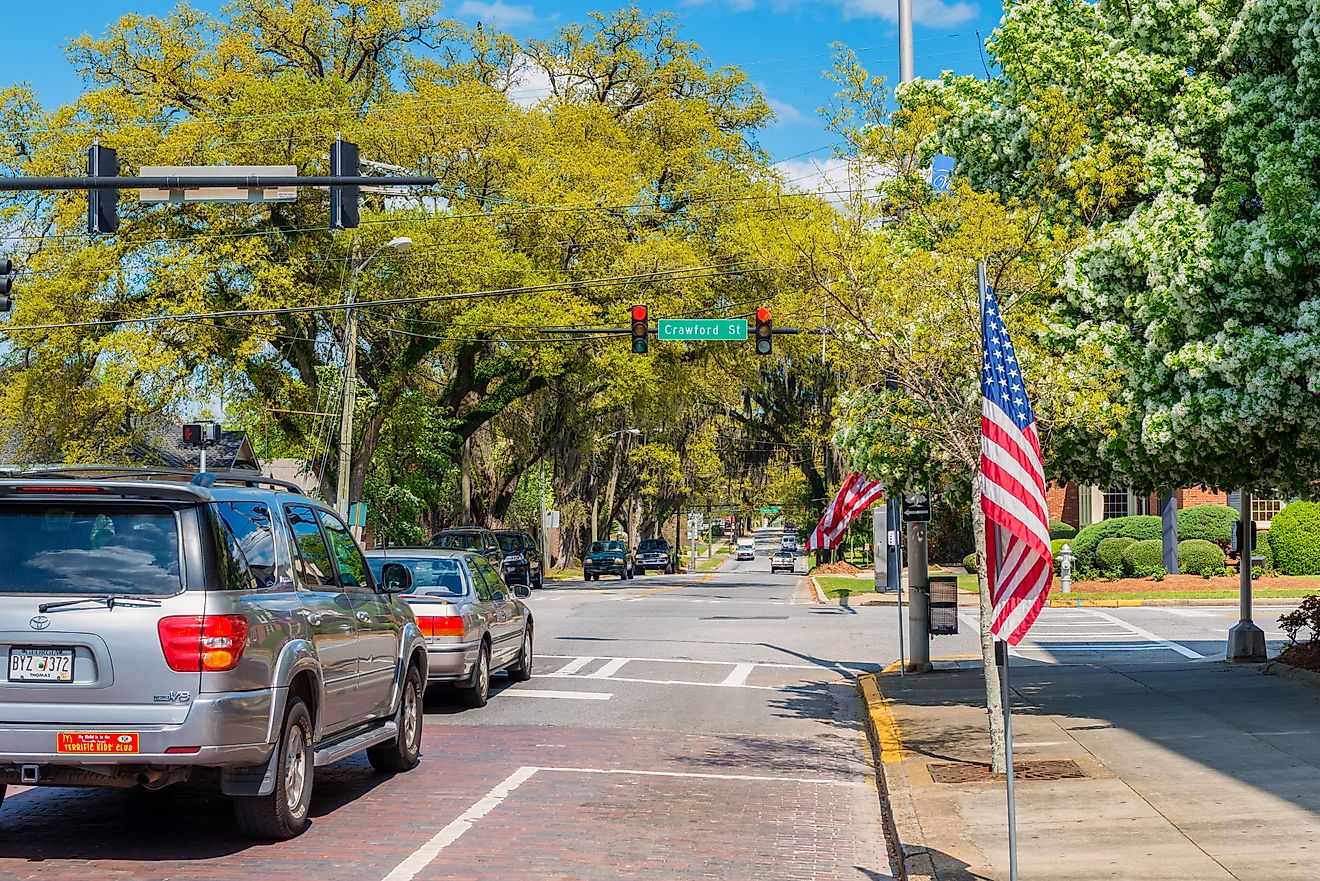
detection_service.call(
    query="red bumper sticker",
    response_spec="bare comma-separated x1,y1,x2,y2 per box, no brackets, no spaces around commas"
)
56,732,140,754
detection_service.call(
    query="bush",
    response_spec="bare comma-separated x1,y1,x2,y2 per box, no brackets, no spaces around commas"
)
1122,539,1165,578
1071,516,1163,569
962,552,978,574
1266,502,1320,575
1280,595,1320,644
1096,537,1135,575
1177,539,1226,577
1049,521,1077,540
1259,529,1275,572
1177,505,1238,550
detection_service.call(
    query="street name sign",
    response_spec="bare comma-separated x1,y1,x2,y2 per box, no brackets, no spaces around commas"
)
657,319,748,341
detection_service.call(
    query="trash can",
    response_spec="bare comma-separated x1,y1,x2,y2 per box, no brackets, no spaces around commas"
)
928,574,959,636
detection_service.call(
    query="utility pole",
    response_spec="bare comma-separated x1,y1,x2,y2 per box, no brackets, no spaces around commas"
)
899,0,914,84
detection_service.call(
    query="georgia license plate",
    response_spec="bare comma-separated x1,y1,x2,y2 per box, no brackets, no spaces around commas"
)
56,732,139,754
8,647,74,682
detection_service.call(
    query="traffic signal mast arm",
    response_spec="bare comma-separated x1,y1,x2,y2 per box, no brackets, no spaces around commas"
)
0,173,437,190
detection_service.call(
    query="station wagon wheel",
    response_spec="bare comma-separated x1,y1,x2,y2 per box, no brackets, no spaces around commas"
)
368,664,425,773
233,697,313,840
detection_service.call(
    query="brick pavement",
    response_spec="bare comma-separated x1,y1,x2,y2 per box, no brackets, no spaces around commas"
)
0,725,891,881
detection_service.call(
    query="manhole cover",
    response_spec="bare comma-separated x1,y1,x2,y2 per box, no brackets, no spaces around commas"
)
927,759,1087,784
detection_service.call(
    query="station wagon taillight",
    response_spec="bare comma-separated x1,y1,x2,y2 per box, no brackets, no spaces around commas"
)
157,615,250,672
415,615,465,638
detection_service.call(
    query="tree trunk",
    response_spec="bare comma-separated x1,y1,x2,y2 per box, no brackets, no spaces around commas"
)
970,468,1008,774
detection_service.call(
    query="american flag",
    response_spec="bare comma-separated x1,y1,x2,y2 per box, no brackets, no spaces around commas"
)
980,283,1052,644
806,473,885,552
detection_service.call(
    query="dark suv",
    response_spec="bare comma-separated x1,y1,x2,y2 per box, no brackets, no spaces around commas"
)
0,468,427,840
635,538,675,575
431,527,503,571
494,530,543,589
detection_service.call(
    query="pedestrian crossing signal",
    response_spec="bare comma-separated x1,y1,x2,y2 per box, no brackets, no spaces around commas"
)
755,306,772,355
631,304,649,354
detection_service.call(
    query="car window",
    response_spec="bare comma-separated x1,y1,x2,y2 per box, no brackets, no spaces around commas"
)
496,533,523,553
208,506,259,591
433,532,483,551
285,505,336,589
317,509,372,591
591,541,623,554
217,501,279,588
368,557,466,597
0,503,182,596
471,557,505,599
639,539,668,551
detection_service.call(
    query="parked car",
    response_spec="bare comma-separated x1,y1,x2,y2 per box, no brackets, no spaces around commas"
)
366,549,533,708
431,527,503,573
770,547,796,574
635,537,675,575
584,540,635,580
0,468,428,841
494,530,543,589
735,537,756,560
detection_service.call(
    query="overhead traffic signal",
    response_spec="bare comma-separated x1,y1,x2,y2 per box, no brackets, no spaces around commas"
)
630,304,649,354
87,144,120,235
0,259,12,312
754,306,772,355
329,138,361,230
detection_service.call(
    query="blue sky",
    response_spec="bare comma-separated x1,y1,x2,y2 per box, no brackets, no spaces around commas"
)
9,1,1000,170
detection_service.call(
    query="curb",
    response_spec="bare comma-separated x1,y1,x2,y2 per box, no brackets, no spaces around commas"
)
856,674,911,881
1262,659,1320,689
807,575,827,604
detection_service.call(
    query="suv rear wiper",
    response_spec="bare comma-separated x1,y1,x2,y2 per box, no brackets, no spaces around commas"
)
39,595,164,613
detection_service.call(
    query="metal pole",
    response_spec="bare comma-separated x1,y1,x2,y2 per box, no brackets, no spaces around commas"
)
889,495,905,677
335,243,361,517
898,0,915,84
907,519,931,672
997,640,1019,881
199,443,207,474
1228,489,1266,660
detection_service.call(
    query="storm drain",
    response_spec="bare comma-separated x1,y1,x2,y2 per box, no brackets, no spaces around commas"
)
926,759,1087,784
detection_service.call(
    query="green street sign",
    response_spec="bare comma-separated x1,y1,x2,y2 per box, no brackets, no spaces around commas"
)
760,507,780,514
348,502,368,528
656,319,748,341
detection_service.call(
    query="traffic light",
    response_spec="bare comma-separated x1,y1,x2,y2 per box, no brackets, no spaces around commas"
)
630,304,649,354
182,422,221,446
87,144,120,235
0,259,12,312
329,138,360,230
754,306,772,355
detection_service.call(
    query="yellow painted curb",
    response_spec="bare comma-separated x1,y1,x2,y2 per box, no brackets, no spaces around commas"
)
858,673,904,764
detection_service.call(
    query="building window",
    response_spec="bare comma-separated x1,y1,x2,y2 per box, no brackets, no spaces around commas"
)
1133,494,1151,516
1252,498,1283,523
1103,488,1129,520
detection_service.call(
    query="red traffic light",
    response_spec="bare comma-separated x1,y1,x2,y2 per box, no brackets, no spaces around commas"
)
631,305,648,322
755,306,771,322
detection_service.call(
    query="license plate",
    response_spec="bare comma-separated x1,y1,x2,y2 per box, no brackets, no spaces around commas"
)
8,647,74,682
56,732,139,754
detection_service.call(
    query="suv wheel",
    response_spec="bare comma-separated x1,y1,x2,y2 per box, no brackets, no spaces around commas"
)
233,697,313,840
460,642,491,708
368,664,424,773
508,625,533,682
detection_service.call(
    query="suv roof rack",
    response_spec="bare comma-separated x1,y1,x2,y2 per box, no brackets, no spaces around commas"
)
11,466,306,495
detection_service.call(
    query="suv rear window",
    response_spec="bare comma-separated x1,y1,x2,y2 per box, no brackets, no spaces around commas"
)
495,533,525,553
0,503,182,596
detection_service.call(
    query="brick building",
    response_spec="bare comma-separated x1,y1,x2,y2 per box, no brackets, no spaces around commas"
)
1047,482,1287,530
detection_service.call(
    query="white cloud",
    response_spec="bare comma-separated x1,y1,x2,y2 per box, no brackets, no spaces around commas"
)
836,0,978,26
508,56,555,108
764,96,807,126
775,157,893,210
456,0,537,27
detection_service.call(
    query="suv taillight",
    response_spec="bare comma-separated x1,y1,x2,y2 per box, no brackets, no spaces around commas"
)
158,615,250,672
415,615,465,638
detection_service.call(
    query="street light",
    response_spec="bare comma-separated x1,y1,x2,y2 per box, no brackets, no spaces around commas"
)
335,235,413,516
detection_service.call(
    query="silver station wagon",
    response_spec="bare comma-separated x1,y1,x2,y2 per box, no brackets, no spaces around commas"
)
365,548,533,708
0,468,428,840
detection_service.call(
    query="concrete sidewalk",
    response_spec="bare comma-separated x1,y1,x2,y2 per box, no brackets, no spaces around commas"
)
868,662,1320,880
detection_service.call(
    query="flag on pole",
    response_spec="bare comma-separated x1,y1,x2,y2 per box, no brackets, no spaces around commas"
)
806,473,885,552
980,283,1052,645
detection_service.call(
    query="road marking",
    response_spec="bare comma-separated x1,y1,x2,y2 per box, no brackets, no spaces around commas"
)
720,662,756,687
535,765,861,786
554,656,598,675
1085,609,1203,658
382,765,540,881
544,672,780,690
586,657,630,678
500,689,612,701
540,653,862,672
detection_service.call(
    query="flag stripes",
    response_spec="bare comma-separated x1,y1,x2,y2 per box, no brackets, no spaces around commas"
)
806,474,884,552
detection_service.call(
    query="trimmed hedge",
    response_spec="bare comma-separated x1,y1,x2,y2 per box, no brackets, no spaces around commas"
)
1259,529,1275,571
1268,502,1320,575
1177,505,1238,549
1071,516,1163,569
1096,536,1135,574
1122,539,1165,577
1049,521,1077,540
963,552,978,574
1177,539,1226,576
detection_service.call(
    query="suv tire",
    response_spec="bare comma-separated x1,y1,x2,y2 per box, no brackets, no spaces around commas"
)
460,642,491,708
508,625,533,682
368,664,424,773
233,697,313,840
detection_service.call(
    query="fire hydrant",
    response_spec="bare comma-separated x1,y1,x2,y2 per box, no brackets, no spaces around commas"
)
1059,543,1073,593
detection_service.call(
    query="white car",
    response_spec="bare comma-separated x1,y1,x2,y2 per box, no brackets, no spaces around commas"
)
735,538,756,560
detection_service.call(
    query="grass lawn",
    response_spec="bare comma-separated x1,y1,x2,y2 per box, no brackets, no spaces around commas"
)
1052,588,1320,601
697,555,725,571
545,568,584,581
957,574,978,592
815,574,873,598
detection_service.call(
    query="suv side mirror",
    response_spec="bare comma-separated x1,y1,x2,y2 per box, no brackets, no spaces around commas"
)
379,562,413,594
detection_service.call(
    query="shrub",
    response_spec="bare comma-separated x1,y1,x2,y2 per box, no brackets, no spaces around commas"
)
1070,516,1162,569
1177,539,1226,577
1177,505,1238,550
1096,537,1135,575
1280,595,1320,644
962,552,977,574
1259,529,1275,572
1122,539,1165,578
1266,502,1320,575
1049,521,1077,540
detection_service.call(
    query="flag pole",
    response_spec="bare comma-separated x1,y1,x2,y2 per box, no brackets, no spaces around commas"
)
981,259,1019,881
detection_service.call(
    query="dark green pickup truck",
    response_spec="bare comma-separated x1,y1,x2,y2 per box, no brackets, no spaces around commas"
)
584,540,635,581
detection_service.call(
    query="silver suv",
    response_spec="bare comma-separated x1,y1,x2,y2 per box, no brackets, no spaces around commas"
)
0,469,428,840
